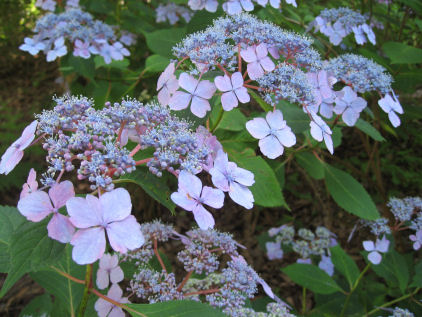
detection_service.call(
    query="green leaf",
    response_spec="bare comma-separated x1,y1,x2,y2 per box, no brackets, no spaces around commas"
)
295,152,325,180
19,294,53,317
355,119,386,142
410,260,422,288
371,250,409,294
144,55,170,74
278,100,309,134
0,205,25,272
0,218,66,297
324,164,380,220
187,10,221,33
330,245,360,289
94,56,130,70
128,300,226,317
30,247,85,317
282,263,344,294
229,152,287,208
145,28,186,58
218,109,247,131
382,42,422,64
62,55,96,80
249,90,272,112
117,167,176,213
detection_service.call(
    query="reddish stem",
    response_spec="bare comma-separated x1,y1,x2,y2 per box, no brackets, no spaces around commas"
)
153,238,167,273
130,144,142,157
243,70,248,79
135,158,152,166
177,271,193,292
184,288,221,297
29,133,46,147
176,56,188,69
216,63,230,76
243,84,260,90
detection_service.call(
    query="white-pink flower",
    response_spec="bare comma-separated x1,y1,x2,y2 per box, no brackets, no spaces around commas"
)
66,188,144,265
157,63,179,106
17,181,75,243
378,92,403,128
169,73,216,118
409,230,422,251
73,39,91,59
95,284,129,317
246,110,296,159
309,111,334,154
222,0,254,15
0,120,37,175
214,72,250,111
363,235,389,265
20,168,38,199
96,253,124,289
241,43,275,80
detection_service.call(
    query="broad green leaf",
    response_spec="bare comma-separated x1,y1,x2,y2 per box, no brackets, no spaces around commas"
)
330,245,360,289
0,218,66,297
187,10,221,33
295,152,325,180
371,250,409,294
410,260,422,288
229,152,287,208
62,55,96,80
324,164,380,220
249,90,272,112
117,167,176,213
145,28,186,58
19,294,53,317
382,42,422,64
144,55,170,74
355,119,386,142
282,263,344,294
278,101,309,134
30,247,85,317
128,300,226,317
0,205,25,272
218,109,247,131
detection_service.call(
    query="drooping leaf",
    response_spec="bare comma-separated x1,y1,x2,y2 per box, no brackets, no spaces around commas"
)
355,119,386,142
382,42,422,64
218,109,247,132
330,245,360,289
324,164,380,220
144,55,170,74
295,152,325,180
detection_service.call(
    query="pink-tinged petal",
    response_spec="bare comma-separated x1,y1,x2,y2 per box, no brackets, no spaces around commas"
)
171,191,198,211
49,180,75,209
228,182,254,209
257,278,275,299
108,307,125,317
225,1,242,14
110,266,124,284
307,72,318,87
234,87,250,104
363,240,375,252
179,72,198,94
192,204,215,230
351,98,367,112
310,121,323,142
213,150,229,172
167,77,179,94
342,108,359,127
323,133,334,154
157,63,175,90
67,195,102,228
388,111,400,127
201,186,225,209
221,91,238,111
333,99,347,115
71,227,106,265
240,46,257,63
47,213,75,243
195,80,216,99
210,168,230,191
259,135,284,159
191,96,211,118
246,117,270,139
255,43,268,59
101,188,132,223
178,170,202,198
247,62,264,80
266,110,284,130
214,75,232,92
169,91,192,111
96,268,110,290
17,191,53,222
158,87,171,106
99,253,117,269
368,251,382,265
0,147,24,175
320,102,334,118
231,72,244,89
241,0,254,11
274,127,296,147
268,46,280,59
108,284,124,301
378,94,393,113
27,168,37,188
259,56,275,72
19,120,38,150
376,236,390,253
232,166,254,186
107,215,144,253
95,297,113,317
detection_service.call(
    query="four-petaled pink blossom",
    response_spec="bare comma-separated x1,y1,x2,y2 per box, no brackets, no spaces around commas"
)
210,150,255,209
214,72,250,111
309,111,334,154
333,86,367,126
17,181,76,243
222,0,254,15
325,21,347,46
378,92,403,128
246,110,296,159
306,70,335,107
195,126,223,172
20,168,38,199
169,73,216,118
0,120,37,175
240,43,275,80
363,235,389,265
157,63,179,106
73,39,91,59
409,230,422,251
66,188,145,265
96,253,124,289
95,284,129,317
171,171,224,230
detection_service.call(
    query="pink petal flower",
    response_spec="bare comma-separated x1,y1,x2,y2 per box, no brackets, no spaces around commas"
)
95,284,129,317
96,253,124,289
47,213,75,243
20,168,38,199
71,227,107,265
18,191,53,222
157,63,179,106
107,215,145,254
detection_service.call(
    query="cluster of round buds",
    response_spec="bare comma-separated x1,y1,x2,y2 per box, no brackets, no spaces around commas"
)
386,307,415,317
310,7,379,46
126,221,287,316
35,0,80,12
156,3,193,25
226,302,296,317
20,7,135,63
187,0,298,15
266,224,336,276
